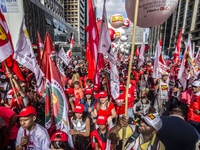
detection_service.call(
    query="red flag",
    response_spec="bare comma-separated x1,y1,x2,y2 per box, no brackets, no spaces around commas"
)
70,33,74,49
85,0,104,84
173,28,182,64
0,7,24,80
41,33,67,87
37,30,43,65
135,46,139,56
145,45,150,51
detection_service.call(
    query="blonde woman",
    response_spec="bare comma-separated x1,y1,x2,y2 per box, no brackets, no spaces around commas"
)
91,91,116,126
69,73,83,88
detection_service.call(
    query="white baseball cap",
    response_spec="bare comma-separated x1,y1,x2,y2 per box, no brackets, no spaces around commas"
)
142,113,162,131
192,80,200,87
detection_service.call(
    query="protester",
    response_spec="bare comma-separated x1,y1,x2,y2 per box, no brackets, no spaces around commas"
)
50,131,72,150
70,104,91,150
92,91,116,125
0,106,19,150
15,106,50,150
188,80,200,132
91,115,112,150
107,113,165,150
154,72,170,115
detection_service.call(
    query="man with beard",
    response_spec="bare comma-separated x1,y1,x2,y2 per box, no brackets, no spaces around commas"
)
107,113,165,150
15,106,50,150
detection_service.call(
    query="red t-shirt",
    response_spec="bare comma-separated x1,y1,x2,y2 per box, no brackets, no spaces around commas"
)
114,91,125,115
0,106,19,140
94,102,115,118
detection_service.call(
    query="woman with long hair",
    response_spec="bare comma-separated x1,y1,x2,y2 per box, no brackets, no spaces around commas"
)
137,74,149,99
69,73,83,88
50,131,72,150
80,87,98,131
69,104,92,150
91,91,116,126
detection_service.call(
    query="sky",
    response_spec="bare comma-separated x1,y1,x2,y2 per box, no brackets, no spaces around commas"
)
94,0,127,19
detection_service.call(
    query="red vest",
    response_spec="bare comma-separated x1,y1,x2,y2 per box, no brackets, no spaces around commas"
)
91,127,112,150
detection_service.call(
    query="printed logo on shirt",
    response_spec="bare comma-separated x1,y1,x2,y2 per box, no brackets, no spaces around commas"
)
161,85,167,90
28,141,34,150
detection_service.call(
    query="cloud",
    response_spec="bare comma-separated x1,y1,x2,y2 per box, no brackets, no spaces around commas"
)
95,0,127,19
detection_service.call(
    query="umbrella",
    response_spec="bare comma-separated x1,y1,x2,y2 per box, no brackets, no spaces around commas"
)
179,55,183,58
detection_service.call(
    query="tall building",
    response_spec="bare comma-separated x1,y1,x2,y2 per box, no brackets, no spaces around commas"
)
64,0,86,47
168,0,200,56
125,22,147,46
149,0,200,57
148,15,173,56
4,0,78,49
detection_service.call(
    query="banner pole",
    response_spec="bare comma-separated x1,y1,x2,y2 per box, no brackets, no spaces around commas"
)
4,60,21,109
122,0,139,149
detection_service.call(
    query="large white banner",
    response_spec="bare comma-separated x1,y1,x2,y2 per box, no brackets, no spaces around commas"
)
98,0,119,99
14,18,44,92
58,47,70,66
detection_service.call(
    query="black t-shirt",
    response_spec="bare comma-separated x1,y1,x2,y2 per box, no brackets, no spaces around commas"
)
94,128,108,143
157,116,199,150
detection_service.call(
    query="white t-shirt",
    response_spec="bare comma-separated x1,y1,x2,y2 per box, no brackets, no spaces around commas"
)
16,123,50,150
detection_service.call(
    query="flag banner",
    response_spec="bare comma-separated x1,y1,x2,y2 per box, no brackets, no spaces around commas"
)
153,40,161,79
14,18,44,92
173,28,182,64
45,56,73,148
70,32,74,50
135,46,139,56
138,32,145,67
37,30,44,65
178,36,191,90
195,48,200,65
58,47,71,66
98,0,119,99
41,33,68,87
56,57,66,78
0,6,13,62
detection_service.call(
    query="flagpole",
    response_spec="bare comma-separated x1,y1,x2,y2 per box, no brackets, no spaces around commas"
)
123,0,139,149
4,61,21,109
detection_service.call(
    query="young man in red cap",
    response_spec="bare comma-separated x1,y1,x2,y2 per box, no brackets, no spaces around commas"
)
91,115,112,150
15,106,50,150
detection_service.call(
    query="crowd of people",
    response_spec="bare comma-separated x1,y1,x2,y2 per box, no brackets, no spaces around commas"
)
0,56,199,150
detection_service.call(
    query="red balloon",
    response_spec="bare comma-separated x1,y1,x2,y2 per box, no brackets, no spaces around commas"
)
109,28,116,42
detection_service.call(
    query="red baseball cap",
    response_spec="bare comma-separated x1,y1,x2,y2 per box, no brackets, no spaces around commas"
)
120,83,125,91
65,87,74,94
51,131,68,142
15,106,37,118
8,87,18,95
99,91,107,98
85,87,93,95
97,115,107,125
94,84,99,91
73,104,84,113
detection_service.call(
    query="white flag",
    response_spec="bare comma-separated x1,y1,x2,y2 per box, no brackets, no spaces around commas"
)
14,18,44,93
178,36,191,90
138,32,145,67
98,0,119,99
58,47,71,66
153,40,161,79
195,48,200,67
